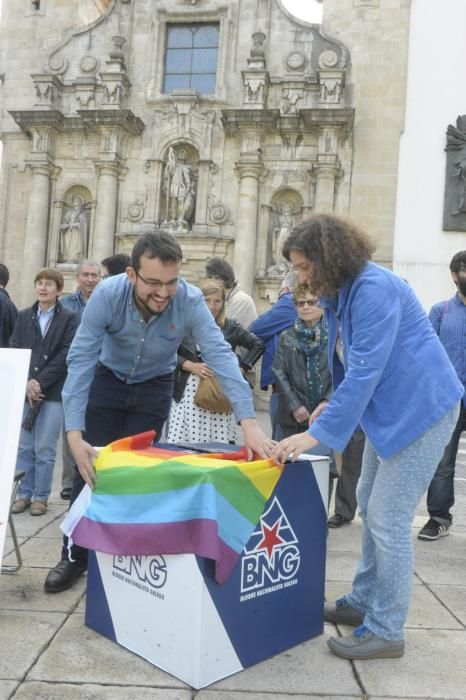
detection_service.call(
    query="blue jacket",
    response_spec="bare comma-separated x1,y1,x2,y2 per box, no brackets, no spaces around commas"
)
429,293,466,406
309,262,464,459
249,292,297,390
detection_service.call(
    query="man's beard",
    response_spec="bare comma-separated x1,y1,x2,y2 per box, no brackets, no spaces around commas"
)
457,278,466,297
133,288,168,317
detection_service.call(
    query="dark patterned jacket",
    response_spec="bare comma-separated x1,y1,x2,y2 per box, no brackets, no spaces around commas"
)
173,318,264,403
10,301,78,401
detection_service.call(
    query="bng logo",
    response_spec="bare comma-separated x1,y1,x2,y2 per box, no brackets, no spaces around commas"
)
113,555,167,590
241,497,300,594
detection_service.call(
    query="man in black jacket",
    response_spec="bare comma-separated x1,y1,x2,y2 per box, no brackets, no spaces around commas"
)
0,263,17,347
10,268,78,516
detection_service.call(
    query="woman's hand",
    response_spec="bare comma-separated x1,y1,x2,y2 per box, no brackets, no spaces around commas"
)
272,431,319,464
292,405,311,423
26,379,44,406
309,400,329,425
183,360,215,379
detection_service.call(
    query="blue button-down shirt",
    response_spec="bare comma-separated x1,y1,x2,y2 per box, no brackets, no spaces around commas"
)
62,273,254,431
429,293,466,406
60,290,87,321
36,304,55,337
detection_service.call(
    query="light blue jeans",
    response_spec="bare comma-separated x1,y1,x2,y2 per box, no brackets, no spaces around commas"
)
346,405,459,641
16,400,63,502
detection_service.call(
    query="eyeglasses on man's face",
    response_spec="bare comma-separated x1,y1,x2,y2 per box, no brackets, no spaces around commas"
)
296,299,319,308
136,271,180,291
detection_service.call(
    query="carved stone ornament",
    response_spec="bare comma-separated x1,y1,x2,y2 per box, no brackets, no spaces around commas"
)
80,55,99,74
319,73,344,104
280,88,303,115
318,50,339,69
443,115,466,231
126,200,145,222
285,51,306,71
209,203,229,225
48,55,69,75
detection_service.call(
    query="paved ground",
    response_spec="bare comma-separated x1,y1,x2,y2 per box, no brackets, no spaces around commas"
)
2,416,466,700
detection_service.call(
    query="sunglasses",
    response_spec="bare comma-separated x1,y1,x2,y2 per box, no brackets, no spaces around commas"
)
296,299,319,308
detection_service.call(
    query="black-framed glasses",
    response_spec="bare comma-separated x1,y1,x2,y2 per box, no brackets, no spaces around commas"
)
296,299,319,308
136,271,180,291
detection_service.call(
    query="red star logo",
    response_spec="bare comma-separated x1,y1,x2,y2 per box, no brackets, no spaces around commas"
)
256,518,284,559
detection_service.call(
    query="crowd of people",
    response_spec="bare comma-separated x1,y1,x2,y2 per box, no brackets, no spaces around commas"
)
1,217,465,663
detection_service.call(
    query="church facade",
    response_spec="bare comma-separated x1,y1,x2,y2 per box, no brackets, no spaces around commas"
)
0,0,410,307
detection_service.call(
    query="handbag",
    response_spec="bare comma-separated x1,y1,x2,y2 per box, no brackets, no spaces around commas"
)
194,375,231,413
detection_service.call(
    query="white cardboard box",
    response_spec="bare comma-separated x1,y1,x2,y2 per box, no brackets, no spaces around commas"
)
86,456,329,688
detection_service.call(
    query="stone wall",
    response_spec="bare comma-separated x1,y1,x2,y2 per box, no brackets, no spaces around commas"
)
0,0,410,307
320,0,411,264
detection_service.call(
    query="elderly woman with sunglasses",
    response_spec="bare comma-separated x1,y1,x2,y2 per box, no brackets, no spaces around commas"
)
272,283,332,441
272,214,463,661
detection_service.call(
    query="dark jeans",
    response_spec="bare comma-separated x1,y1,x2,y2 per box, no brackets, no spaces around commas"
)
427,402,466,524
334,430,366,521
61,364,174,563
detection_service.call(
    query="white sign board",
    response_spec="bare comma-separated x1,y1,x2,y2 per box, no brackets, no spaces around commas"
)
0,349,31,568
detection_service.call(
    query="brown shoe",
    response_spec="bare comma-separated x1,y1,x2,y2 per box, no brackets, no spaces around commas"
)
30,500,48,516
11,498,32,514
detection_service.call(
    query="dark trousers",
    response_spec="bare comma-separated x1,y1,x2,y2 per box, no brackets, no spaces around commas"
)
61,364,174,563
427,402,466,524
334,430,366,521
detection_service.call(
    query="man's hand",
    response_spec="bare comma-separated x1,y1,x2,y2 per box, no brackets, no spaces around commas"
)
26,379,44,406
292,405,311,423
272,431,319,464
67,430,98,488
240,418,276,460
309,400,329,425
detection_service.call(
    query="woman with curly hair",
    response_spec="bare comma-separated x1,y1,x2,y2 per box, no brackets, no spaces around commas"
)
273,214,463,660
167,278,263,444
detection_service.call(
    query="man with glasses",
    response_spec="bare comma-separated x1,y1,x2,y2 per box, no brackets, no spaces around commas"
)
59,260,101,500
45,231,274,593
418,251,466,541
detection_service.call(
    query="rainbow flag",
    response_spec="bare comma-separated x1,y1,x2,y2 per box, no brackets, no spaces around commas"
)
62,432,283,584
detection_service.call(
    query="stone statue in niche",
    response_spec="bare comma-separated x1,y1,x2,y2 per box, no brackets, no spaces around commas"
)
443,115,466,231
451,157,466,216
267,202,296,275
58,195,91,263
162,146,196,232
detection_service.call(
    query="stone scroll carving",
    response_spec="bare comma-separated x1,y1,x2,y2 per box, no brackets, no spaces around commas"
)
444,115,466,231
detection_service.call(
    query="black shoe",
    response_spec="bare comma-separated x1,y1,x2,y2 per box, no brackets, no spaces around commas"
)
44,559,87,593
417,518,451,541
328,513,351,528
60,488,72,500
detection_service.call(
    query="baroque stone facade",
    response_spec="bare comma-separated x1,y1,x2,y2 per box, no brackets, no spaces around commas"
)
0,0,409,308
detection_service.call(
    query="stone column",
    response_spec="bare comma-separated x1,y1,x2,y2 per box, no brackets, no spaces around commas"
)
313,125,343,214
313,161,341,213
92,162,121,262
144,158,165,225
233,160,266,294
193,159,213,227
21,162,55,306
